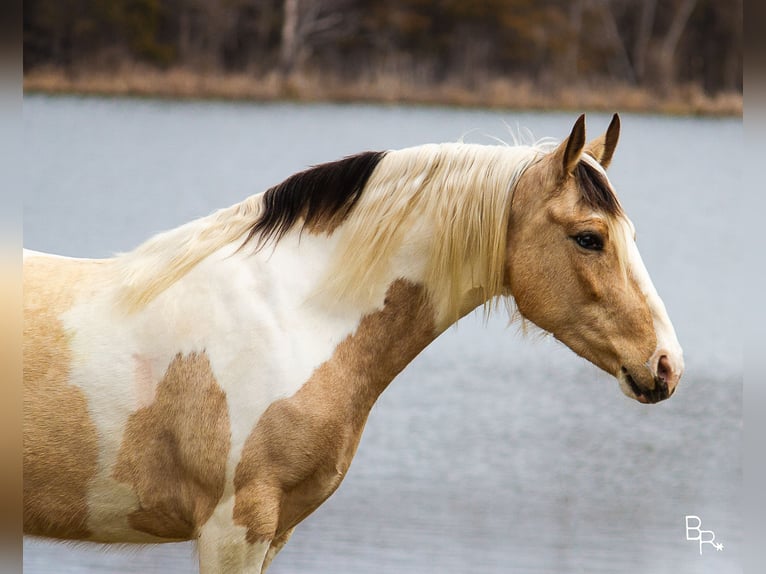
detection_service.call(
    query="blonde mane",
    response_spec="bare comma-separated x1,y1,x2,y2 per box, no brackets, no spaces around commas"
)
115,142,552,317
321,143,548,324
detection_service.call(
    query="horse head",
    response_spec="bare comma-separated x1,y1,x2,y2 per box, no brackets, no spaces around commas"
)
506,114,683,403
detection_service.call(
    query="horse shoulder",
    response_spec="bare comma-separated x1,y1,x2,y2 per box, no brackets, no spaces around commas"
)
231,279,436,543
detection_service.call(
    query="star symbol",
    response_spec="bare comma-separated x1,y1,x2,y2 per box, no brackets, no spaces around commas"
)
714,542,724,551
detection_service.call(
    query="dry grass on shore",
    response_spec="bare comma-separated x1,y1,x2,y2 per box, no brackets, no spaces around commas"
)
24,66,742,117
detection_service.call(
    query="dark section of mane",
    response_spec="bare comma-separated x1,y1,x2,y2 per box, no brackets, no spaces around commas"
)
574,161,623,216
242,150,386,249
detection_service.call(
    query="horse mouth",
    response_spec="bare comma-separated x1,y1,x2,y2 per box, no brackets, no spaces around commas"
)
621,367,672,404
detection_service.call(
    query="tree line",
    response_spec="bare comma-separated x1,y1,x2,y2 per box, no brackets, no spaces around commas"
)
24,0,742,96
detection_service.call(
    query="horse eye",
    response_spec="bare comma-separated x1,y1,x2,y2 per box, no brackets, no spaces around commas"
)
573,232,604,251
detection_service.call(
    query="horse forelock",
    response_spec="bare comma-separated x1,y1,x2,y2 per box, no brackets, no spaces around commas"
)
575,155,630,278
575,157,623,217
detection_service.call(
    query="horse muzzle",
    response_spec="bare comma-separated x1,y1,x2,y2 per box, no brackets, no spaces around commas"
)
619,352,684,404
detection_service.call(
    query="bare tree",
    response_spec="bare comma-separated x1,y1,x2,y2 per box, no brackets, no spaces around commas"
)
279,0,349,75
562,0,584,82
653,0,698,92
633,0,657,83
592,0,636,84
280,0,299,73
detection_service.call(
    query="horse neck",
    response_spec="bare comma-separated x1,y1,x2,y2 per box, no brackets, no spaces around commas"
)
233,228,443,407
326,278,440,407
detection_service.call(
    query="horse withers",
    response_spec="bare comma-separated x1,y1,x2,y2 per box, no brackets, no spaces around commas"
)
23,114,683,573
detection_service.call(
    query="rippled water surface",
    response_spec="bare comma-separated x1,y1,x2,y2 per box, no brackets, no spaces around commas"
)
23,96,742,573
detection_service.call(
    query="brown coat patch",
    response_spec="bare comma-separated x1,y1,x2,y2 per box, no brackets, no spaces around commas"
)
113,352,231,540
23,256,102,539
233,279,436,543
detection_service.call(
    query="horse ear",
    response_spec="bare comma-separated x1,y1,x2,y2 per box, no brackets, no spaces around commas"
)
552,114,586,177
585,113,620,169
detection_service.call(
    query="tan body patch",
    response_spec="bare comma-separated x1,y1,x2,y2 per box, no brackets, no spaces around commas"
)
113,352,231,540
233,280,437,542
23,257,102,539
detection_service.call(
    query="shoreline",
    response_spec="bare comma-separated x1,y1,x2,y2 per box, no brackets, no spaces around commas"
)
24,67,742,117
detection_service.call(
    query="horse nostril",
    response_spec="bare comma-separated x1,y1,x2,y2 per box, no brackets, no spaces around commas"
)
656,355,672,384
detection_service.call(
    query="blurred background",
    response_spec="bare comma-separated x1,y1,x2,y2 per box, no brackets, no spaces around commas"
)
23,0,741,114
23,2,742,574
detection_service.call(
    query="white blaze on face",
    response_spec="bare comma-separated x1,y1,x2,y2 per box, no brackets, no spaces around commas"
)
621,218,684,377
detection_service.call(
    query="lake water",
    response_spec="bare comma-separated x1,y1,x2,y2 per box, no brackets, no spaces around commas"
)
22,96,742,573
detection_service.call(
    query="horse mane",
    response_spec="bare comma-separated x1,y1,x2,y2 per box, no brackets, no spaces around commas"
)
115,152,386,312
117,139,622,322
240,151,386,250
318,142,548,323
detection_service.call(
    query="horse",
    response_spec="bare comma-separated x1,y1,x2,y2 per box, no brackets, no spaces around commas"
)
23,114,683,573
